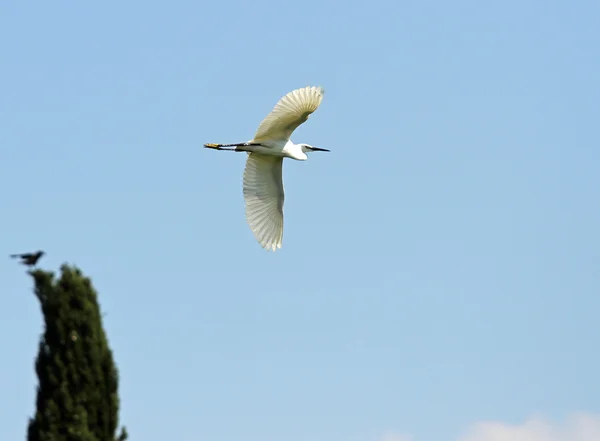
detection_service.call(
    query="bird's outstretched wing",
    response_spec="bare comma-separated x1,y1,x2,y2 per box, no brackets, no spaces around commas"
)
252,86,324,143
243,153,285,251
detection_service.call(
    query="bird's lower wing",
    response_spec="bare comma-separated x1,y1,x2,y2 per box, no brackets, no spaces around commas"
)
252,86,324,143
243,154,285,251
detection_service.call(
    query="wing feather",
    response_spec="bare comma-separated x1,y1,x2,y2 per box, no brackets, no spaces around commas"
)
243,153,284,251
252,86,324,143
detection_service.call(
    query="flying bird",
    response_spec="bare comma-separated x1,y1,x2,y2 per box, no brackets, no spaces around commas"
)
10,250,45,267
205,85,328,251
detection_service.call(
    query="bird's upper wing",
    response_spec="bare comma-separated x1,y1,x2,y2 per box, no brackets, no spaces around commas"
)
252,86,324,143
243,153,285,251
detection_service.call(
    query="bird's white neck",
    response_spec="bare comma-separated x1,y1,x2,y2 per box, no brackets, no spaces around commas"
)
283,141,308,161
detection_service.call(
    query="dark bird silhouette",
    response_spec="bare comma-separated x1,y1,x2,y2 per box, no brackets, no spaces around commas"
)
10,250,45,267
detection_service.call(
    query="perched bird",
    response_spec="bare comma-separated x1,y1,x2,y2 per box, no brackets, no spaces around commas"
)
10,250,45,267
205,85,329,251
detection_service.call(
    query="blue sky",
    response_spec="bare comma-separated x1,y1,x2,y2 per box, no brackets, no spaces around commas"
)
2,1,599,441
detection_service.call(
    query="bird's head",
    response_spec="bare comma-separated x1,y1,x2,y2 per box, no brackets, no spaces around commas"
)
300,144,330,154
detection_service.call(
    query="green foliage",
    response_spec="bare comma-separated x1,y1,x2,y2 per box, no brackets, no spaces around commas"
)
27,264,127,441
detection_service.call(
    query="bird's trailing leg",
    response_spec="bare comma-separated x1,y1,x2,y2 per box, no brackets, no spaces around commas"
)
204,142,261,151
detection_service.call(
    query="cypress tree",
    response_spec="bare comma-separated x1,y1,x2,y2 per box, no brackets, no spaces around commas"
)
27,264,128,441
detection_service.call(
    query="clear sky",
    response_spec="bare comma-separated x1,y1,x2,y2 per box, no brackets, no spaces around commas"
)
2,1,599,441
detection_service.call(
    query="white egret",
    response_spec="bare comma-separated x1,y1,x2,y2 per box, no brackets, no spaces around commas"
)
205,85,328,251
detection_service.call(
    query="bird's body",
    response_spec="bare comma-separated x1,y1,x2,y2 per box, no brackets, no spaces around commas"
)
205,85,328,251
11,250,45,267
234,140,309,161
